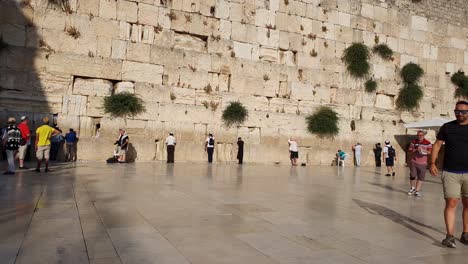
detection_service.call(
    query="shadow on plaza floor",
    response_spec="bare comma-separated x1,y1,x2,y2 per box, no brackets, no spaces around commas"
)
368,182,408,195
353,199,445,244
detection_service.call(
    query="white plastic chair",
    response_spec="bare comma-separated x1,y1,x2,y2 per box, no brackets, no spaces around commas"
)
337,154,347,167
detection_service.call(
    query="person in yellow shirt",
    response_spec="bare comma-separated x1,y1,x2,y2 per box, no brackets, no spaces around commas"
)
35,117,60,172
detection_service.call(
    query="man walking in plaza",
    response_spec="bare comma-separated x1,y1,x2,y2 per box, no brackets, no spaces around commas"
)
288,137,299,166
407,130,432,197
165,132,176,163
35,117,60,172
383,140,396,176
353,143,362,166
430,101,468,248
17,116,30,169
2,117,22,175
65,128,78,162
205,133,215,163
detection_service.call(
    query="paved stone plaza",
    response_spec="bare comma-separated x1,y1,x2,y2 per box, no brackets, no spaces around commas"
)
0,162,467,264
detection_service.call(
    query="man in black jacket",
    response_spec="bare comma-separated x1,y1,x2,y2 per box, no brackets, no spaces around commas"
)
237,137,244,164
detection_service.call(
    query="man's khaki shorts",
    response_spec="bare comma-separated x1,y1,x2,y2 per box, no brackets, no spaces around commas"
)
36,145,51,160
18,144,28,160
442,171,468,199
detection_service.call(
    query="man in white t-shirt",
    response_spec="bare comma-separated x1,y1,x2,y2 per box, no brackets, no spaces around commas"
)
383,140,397,176
288,137,298,166
205,133,215,163
165,132,176,163
353,143,362,166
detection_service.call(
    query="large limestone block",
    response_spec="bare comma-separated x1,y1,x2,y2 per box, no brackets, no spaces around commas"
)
32,8,66,31
47,53,122,80
290,82,314,101
73,78,113,97
119,21,131,40
410,15,428,31
126,42,151,62
99,0,117,19
130,24,143,43
257,28,279,48
259,47,278,63
231,22,257,44
215,0,230,19
117,0,138,23
255,9,276,27
62,94,87,116
375,94,395,109
178,68,209,89
233,41,253,60
87,96,106,117
111,39,127,59
138,3,159,27
122,61,163,84
114,81,135,94
154,30,174,47
77,0,99,15
173,33,207,52
96,37,112,57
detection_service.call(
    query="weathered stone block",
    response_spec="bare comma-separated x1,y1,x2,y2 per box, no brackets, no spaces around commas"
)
73,78,113,97
62,94,88,116
173,33,207,52
138,3,159,27
126,42,151,62
233,41,252,60
99,0,117,20
114,81,135,94
122,61,163,84
411,15,428,31
117,0,138,23
111,39,127,59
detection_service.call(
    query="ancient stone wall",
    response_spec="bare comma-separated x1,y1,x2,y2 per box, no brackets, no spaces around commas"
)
0,0,467,165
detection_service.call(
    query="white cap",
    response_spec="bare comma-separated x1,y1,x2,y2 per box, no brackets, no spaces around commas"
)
20,116,28,121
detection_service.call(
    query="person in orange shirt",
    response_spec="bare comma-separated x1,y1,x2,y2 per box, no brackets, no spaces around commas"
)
35,117,60,172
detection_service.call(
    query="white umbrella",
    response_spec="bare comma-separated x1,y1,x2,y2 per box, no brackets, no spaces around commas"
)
403,118,451,129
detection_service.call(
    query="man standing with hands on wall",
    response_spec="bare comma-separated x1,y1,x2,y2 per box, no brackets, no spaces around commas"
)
430,101,468,248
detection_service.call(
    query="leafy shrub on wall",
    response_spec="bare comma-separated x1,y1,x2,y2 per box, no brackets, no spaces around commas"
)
222,101,248,127
365,79,377,93
342,43,371,78
306,107,340,137
396,63,424,111
372,43,394,61
104,92,146,119
451,70,468,99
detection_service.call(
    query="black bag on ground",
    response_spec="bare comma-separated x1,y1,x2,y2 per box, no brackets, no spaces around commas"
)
106,156,118,163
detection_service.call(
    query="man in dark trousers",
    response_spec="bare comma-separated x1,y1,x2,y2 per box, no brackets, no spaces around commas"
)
237,137,244,164
373,143,382,167
430,101,468,248
165,132,176,163
205,133,215,163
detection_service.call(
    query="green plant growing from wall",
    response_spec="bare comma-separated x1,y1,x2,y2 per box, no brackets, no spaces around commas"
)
400,62,424,84
372,43,393,61
342,42,370,78
104,92,146,122
396,62,424,111
396,83,424,111
222,101,248,127
305,107,340,137
451,70,468,99
365,79,377,93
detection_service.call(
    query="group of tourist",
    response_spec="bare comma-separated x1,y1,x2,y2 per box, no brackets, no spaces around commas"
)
2,101,468,248
1,116,78,174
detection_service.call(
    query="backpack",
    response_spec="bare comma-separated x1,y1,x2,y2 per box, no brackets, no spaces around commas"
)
209,137,214,146
388,146,396,158
4,126,22,151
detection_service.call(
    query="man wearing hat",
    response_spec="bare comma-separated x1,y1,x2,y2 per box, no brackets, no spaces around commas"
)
17,116,31,169
383,140,397,176
2,117,22,175
205,133,215,163
35,117,60,172
165,132,176,163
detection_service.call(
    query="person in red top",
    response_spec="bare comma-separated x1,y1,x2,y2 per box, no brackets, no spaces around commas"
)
17,116,31,169
407,130,432,197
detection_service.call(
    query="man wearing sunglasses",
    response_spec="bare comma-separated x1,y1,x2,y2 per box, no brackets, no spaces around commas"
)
430,101,468,248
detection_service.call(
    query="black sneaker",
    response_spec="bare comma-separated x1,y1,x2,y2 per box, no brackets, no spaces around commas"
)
19,166,29,170
392,172,395,176
45,168,49,173
3,171,14,175
441,234,456,248
385,173,391,176
460,232,468,246
35,168,40,172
